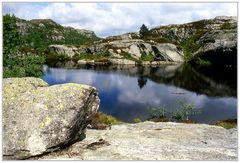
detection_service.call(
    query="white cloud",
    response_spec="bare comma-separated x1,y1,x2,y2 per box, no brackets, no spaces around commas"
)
3,2,237,37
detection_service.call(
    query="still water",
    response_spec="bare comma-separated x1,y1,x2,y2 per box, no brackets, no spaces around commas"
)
43,64,237,124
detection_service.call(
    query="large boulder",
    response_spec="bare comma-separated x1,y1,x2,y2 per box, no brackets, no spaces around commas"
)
49,45,79,58
3,77,100,160
153,43,184,62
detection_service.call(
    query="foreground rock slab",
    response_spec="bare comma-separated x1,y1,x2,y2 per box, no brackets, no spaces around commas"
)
3,77,100,160
35,121,237,160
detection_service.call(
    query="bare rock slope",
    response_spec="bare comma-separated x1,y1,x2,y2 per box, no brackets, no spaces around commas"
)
36,121,237,160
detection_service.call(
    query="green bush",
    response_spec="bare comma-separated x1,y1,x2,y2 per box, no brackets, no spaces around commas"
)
140,53,154,61
133,118,142,123
171,109,184,121
3,66,26,78
90,112,124,128
180,36,202,62
3,55,45,78
172,98,200,121
150,106,167,119
149,98,201,122
3,14,22,67
220,22,233,30
3,14,45,78
215,119,237,129
72,52,111,62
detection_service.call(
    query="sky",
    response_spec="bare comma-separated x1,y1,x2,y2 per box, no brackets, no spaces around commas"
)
3,3,238,37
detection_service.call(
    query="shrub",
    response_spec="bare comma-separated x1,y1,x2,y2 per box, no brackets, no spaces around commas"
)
3,14,22,67
3,14,45,78
173,98,200,121
121,52,140,63
149,98,201,122
90,112,124,129
150,106,167,119
220,22,233,30
171,109,184,121
46,52,70,62
215,119,237,129
3,55,45,78
133,118,142,123
140,53,154,61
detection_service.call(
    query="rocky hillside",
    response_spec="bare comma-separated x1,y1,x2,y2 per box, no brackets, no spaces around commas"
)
47,16,237,67
15,17,99,53
150,16,237,66
33,121,237,160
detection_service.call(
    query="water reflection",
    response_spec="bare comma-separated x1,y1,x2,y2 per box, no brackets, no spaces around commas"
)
42,64,237,123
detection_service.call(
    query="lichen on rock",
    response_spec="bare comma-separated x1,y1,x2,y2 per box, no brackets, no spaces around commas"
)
3,77,100,160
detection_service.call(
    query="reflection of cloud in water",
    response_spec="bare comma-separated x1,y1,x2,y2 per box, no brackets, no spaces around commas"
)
70,71,95,85
47,68,69,82
43,66,237,123
45,67,236,110
45,67,95,85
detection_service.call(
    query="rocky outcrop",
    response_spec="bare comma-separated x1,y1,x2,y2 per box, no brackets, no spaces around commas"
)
76,29,96,38
105,32,139,40
151,16,237,42
34,121,237,160
46,16,237,66
3,77,100,160
49,39,184,63
150,16,237,66
193,29,237,66
49,45,79,58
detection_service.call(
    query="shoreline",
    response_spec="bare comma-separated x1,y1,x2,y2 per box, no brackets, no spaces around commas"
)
46,58,183,69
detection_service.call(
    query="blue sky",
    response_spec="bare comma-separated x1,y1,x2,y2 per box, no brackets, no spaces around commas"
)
3,3,237,37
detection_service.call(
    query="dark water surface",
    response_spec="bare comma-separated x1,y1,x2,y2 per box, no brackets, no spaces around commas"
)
42,64,237,124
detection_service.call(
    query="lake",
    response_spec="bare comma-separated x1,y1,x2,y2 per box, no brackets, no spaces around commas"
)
42,64,237,124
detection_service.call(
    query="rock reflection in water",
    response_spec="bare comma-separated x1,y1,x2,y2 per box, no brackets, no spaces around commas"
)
42,64,237,123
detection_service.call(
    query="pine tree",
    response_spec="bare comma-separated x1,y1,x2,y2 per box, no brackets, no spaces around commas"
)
139,24,149,39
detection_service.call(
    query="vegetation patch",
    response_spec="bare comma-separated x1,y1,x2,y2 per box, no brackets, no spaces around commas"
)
220,21,234,30
196,58,212,67
72,52,111,62
46,52,70,62
215,119,237,129
140,52,154,61
148,98,201,123
3,15,45,78
121,52,141,63
89,112,124,130
22,19,99,53
180,36,202,62
133,118,142,123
